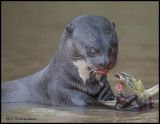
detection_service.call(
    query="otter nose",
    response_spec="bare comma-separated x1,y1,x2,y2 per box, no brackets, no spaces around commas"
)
99,59,109,69
99,62,105,69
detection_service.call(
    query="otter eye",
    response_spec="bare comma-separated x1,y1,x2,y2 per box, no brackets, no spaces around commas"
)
88,48,98,57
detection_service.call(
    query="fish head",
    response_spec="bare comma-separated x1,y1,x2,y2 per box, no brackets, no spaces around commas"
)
114,72,136,94
114,72,132,86
114,72,145,95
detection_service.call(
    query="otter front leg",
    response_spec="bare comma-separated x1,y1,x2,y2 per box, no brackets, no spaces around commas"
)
114,94,152,111
69,71,104,96
96,75,116,102
70,90,103,106
84,71,104,95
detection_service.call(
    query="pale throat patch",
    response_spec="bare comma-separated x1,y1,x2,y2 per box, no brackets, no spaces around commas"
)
72,60,102,83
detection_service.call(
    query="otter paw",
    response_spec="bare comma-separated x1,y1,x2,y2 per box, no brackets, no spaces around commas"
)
114,94,151,111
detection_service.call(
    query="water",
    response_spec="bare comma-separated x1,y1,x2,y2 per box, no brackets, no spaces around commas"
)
1,103,159,123
1,2,159,123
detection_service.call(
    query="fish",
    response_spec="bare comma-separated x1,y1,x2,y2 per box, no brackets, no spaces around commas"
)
100,72,159,106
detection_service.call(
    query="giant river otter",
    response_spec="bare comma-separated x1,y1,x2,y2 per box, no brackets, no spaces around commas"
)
2,15,144,110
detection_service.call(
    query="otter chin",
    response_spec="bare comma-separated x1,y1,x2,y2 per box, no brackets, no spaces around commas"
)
2,15,118,106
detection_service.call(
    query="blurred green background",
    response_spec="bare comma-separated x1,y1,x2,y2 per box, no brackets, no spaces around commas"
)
1,2,158,90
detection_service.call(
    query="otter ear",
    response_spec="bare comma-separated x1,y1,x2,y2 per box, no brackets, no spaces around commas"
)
112,22,115,28
66,25,74,35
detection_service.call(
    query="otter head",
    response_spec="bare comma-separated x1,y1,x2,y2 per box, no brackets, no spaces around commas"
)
63,15,118,82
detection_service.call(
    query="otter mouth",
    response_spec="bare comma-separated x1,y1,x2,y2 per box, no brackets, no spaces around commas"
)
94,70,109,75
88,67,110,75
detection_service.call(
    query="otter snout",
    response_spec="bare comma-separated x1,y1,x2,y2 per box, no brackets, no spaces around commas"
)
94,57,115,72
98,59,108,70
